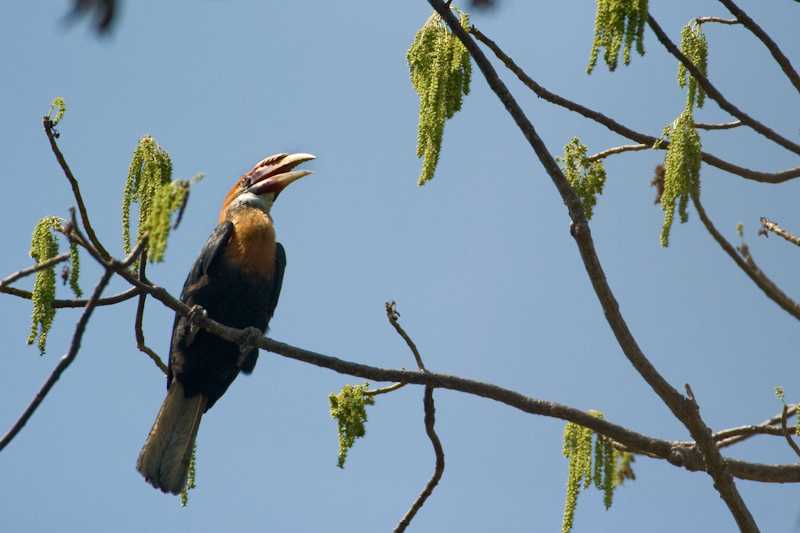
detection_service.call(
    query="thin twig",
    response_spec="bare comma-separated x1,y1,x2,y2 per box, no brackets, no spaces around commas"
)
134,249,168,374
693,193,800,321
760,217,800,247
386,301,426,372
712,405,796,448
468,25,800,184
366,382,406,396
0,285,140,308
394,387,445,533
43,117,111,260
716,0,800,95
647,14,800,158
781,404,800,460
587,144,649,162
0,240,145,452
695,120,742,130
695,16,739,25
0,254,70,288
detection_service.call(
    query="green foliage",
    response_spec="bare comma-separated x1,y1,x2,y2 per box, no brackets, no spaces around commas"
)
121,136,187,263
677,22,708,110
560,138,607,220
48,97,67,126
587,0,648,74
180,443,197,506
658,108,701,247
329,384,375,468
27,217,62,354
561,411,632,533
407,8,472,186
775,385,785,403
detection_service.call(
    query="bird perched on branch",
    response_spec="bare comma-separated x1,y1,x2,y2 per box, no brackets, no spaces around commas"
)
137,152,315,494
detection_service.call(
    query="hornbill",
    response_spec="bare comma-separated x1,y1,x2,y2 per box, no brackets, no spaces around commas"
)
136,152,315,494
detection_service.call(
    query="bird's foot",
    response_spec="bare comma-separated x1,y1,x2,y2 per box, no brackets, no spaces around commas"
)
185,304,207,345
236,327,263,373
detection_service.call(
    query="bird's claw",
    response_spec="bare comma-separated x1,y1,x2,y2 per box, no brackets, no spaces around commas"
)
185,305,207,345
236,327,263,373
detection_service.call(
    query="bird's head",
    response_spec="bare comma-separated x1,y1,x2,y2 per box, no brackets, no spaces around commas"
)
220,152,316,222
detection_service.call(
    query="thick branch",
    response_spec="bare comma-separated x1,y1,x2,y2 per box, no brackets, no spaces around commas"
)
693,194,800,321
760,217,800,247
43,117,111,260
647,14,800,157
716,0,800,95
469,26,800,184
781,404,800,460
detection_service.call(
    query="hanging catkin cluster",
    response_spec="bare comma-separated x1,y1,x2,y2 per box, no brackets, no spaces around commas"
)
27,216,82,354
561,138,607,220
678,22,708,110
659,110,702,247
179,444,198,507
407,9,472,186
587,0,648,73
329,384,375,468
561,412,632,533
121,136,188,262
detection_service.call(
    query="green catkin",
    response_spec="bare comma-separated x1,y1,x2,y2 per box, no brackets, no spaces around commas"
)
407,9,471,185
561,138,607,220
659,108,702,247
121,136,185,263
603,438,615,509
179,443,197,507
587,0,648,74
677,22,708,110
329,384,375,468
48,97,67,126
27,217,63,354
68,240,82,298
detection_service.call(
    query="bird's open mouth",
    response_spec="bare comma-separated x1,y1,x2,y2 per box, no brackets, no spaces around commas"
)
244,152,316,195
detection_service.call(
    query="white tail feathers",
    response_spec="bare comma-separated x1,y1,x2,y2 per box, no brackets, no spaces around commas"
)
137,381,207,494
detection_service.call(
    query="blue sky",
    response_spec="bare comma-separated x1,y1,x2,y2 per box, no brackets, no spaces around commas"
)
2,1,800,531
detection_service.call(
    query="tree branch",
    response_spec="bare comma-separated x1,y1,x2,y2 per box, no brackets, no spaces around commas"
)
780,404,800,460
693,193,800,321
587,144,649,162
468,25,800,184
134,250,168,374
394,387,445,533
760,217,800,247
0,240,144,452
436,5,757,529
647,14,800,157
0,254,69,288
716,0,800,95
0,285,140,308
386,301,426,372
695,16,739,25
694,120,742,131
43,116,112,260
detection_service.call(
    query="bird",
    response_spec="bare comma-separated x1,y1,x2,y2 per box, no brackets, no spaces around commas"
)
136,152,315,494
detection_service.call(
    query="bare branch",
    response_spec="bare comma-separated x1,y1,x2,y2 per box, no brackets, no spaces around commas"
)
394,387,445,533
647,14,800,157
760,217,800,247
716,0,800,95
587,144,649,162
365,382,406,396
134,250,168,375
693,193,800,321
0,254,70,288
0,240,145,452
386,301,426,371
43,116,112,260
781,404,800,460
695,120,742,130
469,25,800,184
0,285,140,308
695,16,739,25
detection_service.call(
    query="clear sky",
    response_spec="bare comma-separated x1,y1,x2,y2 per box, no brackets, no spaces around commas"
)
2,1,800,532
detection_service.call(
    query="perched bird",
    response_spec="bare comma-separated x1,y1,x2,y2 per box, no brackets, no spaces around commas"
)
137,152,315,494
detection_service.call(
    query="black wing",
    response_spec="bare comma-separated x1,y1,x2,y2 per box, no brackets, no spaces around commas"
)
167,221,234,387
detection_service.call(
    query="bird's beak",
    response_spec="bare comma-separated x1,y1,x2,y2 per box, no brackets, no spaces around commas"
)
245,153,316,195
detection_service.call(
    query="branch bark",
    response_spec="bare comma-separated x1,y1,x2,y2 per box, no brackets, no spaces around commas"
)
760,217,800,247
